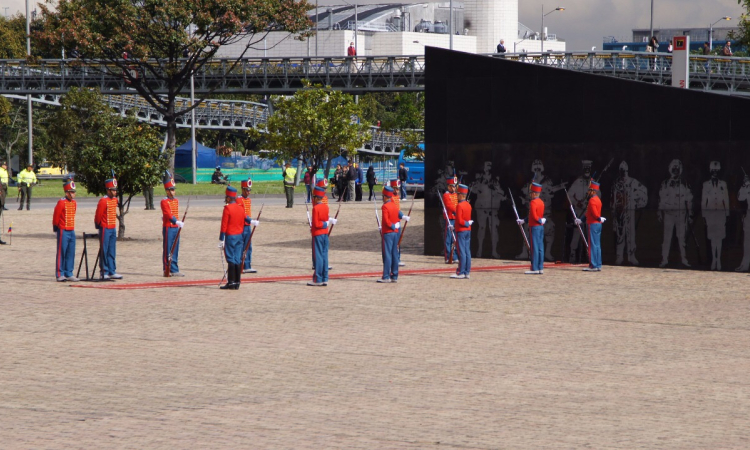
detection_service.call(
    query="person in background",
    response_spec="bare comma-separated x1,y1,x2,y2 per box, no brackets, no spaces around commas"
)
17,164,37,210
496,39,506,53
398,163,408,199
366,165,377,201
723,40,733,57
303,166,314,203
211,166,228,185
355,163,364,201
346,161,356,202
0,161,8,215
282,162,296,208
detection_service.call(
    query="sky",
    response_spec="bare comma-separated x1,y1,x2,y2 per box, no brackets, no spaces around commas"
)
519,0,746,51
3,0,747,53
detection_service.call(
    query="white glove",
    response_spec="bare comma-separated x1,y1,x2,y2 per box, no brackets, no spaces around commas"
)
250,219,260,226
467,220,474,226
540,218,547,225
600,217,607,223
574,218,582,226
329,217,338,225
448,224,454,230
394,222,401,230
218,241,225,249
516,219,525,225
402,215,410,222
176,220,184,228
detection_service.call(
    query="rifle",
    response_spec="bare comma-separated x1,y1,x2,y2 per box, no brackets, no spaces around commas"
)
218,239,227,287
240,203,263,270
563,188,589,250
437,190,458,263
373,197,382,237
164,199,189,277
397,189,417,248
327,187,346,237
508,187,531,253
303,193,312,229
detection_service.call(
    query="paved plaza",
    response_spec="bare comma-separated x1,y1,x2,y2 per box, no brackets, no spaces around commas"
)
1,196,750,449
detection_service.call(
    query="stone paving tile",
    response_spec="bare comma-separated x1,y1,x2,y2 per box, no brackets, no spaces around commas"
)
1,200,750,449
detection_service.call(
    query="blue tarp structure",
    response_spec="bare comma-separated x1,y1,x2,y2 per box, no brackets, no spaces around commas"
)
174,140,217,169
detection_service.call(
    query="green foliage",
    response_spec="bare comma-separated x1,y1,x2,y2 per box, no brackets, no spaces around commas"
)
731,1,750,51
358,92,424,130
46,88,168,238
0,15,27,59
37,0,312,157
249,83,370,178
0,97,11,127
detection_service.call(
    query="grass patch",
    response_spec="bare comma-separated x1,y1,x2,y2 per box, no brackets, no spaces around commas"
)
27,181,289,198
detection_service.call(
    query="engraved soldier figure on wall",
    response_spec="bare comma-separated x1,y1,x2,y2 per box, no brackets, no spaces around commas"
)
610,161,647,265
567,160,593,263
658,159,693,268
736,169,750,272
470,161,505,258
701,161,729,271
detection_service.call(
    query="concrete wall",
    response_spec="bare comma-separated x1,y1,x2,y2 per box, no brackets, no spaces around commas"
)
371,32,476,55
464,0,517,54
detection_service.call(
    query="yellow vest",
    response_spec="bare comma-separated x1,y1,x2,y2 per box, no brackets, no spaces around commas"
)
17,169,37,185
0,167,8,184
283,167,297,184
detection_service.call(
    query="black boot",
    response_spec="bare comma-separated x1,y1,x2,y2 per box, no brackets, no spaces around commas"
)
220,263,235,289
234,264,242,290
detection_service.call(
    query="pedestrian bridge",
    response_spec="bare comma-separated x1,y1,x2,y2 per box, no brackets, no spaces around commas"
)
2,52,750,95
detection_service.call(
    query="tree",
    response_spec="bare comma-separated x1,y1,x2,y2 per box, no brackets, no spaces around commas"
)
46,88,168,239
732,1,750,52
37,0,312,165
0,15,27,59
249,83,370,179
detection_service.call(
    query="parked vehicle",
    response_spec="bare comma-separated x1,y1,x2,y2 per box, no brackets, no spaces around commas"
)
398,145,425,197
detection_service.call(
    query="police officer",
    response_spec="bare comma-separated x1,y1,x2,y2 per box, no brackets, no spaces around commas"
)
0,161,8,213
17,164,37,210
95,178,123,279
53,180,79,281
219,186,253,290
161,177,184,277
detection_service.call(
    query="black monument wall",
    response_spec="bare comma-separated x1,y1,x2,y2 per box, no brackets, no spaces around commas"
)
424,47,750,271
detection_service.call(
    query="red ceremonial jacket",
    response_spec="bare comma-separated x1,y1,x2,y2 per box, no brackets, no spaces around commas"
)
220,201,249,238
161,197,179,228
586,195,602,225
455,200,472,232
381,199,402,234
443,191,457,220
95,196,118,229
529,197,545,227
53,198,77,231
311,202,330,237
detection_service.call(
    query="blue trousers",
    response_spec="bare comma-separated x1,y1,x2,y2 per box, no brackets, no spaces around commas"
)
99,227,117,276
242,225,253,269
162,227,180,273
56,229,76,278
312,234,329,283
382,232,399,280
588,222,602,269
456,230,471,276
400,184,407,200
530,225,544,272
224,234,243,265
305,184,312,203
444,219,457,261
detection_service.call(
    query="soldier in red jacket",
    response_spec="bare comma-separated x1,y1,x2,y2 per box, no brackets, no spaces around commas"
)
94,178,122,280
309,185,335,286
53,180,78,282
442,177,458,263
576,180,605,271
161,177,184,277
219,186,252,290
237,178,259,274
378,186,409,282
451,184,473,279
518,182,546,274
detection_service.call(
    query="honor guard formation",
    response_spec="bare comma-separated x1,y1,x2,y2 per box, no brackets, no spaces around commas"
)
46,171,614,287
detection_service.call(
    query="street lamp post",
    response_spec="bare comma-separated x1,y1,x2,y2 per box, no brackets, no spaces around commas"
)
709,16,732,52
541,5,565,53
26,0,33,167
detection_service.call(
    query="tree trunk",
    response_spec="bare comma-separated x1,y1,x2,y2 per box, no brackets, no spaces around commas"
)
323,151,332,179
117,204,126,240
165,103,177,170
295,154,303,186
